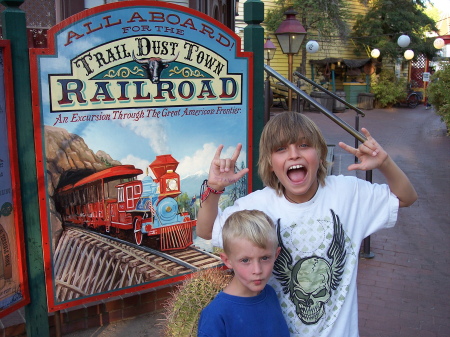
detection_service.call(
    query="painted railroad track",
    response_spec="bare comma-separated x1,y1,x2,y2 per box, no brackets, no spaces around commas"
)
53,226,222,302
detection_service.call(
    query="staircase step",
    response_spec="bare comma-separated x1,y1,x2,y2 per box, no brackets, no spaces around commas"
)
326,145,334,176
330,152,357,177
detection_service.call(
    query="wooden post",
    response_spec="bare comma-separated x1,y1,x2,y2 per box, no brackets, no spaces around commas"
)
243,0,264,191
0,1,51,335
287,53,293,111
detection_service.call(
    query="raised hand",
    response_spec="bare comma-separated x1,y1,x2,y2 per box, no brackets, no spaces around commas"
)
338,128,388,171
207,144,249,190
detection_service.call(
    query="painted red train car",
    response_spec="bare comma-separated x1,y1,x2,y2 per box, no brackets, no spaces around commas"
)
55,155,196,251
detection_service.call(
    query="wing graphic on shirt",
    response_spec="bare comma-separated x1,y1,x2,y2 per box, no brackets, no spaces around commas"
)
273,218,293,294
328,209,346,289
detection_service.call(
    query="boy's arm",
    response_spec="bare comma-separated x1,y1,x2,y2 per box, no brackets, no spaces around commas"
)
196,144,249,239
339,128,417,207
196,193,221,240
377,155,417,207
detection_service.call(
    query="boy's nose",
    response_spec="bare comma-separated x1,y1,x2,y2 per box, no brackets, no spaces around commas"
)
287,144,300,158
253,262,263,274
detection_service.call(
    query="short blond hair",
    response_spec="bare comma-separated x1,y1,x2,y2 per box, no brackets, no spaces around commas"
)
258,112,329,195
222,210,278,254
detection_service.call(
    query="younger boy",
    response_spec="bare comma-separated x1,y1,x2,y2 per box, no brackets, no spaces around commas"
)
197,210,289,337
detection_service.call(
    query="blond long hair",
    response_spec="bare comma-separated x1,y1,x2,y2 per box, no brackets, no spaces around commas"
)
258,112,329,195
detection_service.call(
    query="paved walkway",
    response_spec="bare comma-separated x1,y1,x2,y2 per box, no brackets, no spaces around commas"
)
305,105,450,337
5,105,450,337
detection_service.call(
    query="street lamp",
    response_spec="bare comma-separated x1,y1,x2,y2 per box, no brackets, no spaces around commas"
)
306,40,319,53
404,49,414,60
434,37,445,49
397,34,411,48
370,48,380,58
275,7,306,111
263,36,277,66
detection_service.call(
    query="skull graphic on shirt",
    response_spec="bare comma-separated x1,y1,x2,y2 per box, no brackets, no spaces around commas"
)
273,209,346,325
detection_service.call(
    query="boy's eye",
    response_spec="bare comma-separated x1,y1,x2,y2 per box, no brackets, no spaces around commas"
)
261,256,269,261
299,143,309,148
275,146,286,152
241,258,249,263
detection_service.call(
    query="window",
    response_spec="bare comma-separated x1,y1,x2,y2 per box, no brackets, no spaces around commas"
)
59,0,118,22
117,187,124,202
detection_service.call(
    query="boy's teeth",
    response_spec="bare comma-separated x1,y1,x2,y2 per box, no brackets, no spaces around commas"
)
288,165,303,170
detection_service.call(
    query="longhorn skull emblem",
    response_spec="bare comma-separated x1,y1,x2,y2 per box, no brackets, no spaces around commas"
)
132,51,179,84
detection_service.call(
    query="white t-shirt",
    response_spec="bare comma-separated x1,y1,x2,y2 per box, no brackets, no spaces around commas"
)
211,175,399,337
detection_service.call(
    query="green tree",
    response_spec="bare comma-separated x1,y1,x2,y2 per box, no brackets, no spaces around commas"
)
265,0,351,74
177,192,194,218
352,0,438,61
427,64,450,134
228,161,248,204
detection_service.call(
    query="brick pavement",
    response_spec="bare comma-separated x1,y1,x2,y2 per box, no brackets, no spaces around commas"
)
304,105,450,337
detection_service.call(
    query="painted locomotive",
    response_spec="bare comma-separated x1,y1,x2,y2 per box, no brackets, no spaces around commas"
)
55,154,196,251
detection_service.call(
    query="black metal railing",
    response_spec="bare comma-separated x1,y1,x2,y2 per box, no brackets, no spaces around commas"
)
264,65,366,142
293,71,366,117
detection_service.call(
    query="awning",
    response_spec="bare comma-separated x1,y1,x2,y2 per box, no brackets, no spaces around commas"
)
309,58,371,68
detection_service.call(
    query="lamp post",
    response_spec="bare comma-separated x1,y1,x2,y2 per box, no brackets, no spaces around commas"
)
264,35,276,66
275,7,306,111
264,36,276,123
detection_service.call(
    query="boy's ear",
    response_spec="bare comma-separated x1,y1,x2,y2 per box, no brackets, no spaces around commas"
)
275,246,281,259
220,252,233,269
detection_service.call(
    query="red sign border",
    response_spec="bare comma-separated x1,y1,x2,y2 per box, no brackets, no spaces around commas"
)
0,40,30,319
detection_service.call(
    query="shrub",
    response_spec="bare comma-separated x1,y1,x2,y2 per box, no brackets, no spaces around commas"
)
370,70,407,108
161,267,232,337
427,64,450,135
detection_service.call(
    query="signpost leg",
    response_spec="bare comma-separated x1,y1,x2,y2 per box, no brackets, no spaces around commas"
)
244,0,265,191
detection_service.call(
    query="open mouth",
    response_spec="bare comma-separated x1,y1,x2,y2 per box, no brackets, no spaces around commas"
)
287,164,307,183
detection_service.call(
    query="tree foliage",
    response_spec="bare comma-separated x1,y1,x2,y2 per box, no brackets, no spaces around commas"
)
370,69,407,108
427,64,450,134
265,0,351,74
351,0,438,61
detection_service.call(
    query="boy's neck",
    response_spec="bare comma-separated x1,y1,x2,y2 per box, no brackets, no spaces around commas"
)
283,180,319,204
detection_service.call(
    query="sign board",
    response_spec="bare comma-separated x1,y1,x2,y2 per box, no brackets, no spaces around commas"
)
0,41,30,318
30,1,252,311
423,72,430,82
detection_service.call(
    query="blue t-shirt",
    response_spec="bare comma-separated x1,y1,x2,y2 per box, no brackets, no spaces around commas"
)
197,284,290,337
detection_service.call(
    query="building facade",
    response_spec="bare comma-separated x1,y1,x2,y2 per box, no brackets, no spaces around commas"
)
0,0,237,47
